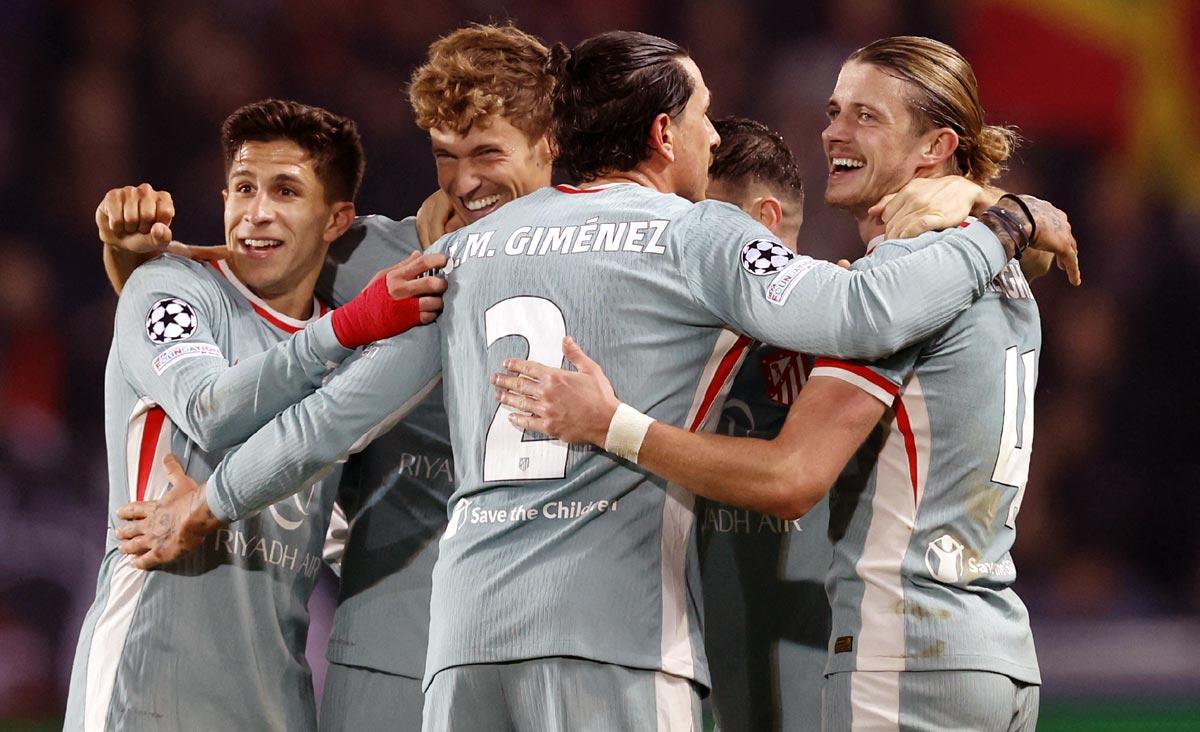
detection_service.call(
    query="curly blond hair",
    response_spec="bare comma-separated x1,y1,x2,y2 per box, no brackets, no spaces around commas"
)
409,24,552,140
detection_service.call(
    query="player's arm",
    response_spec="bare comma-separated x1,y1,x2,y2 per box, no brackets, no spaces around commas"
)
683,194,1076,360
115,324,443,569
97,184,230,294
868,176,1053,281
118,254,444,452
496,338,885,517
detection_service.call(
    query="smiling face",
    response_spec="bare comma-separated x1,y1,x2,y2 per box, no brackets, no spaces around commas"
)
222,139,351,313
429,115,552,225
821,60,934,217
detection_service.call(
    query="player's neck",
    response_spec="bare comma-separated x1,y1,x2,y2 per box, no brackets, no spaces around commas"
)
587,165,671,195
226,259,319,320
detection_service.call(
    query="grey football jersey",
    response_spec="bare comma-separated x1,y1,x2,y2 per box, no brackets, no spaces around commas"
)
423,182,1008,688
319,216,454,679
701,345,832,730
814,236,1041,684
196,182,1010,691
65,256,354,732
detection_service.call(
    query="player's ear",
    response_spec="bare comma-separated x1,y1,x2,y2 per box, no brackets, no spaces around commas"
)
751,196,784,236
324,202,356,242
533,134,554,167
647,113,675,163
920,127,959,172
222,189,229,203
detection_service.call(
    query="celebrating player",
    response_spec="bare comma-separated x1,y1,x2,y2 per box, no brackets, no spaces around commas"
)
115,30,1076,731
93,25,554,731
67,100,444,731
495,36,1057,730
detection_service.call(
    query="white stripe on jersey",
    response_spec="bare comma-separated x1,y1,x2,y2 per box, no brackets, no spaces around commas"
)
660,330,750,679
811,365,894,406
654,671,696,731
849,670,902,731
86,401,173,730
854,373,930,668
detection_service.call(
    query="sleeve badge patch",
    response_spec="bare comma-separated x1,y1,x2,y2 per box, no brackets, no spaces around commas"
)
740,239,794,276
145,297,199,344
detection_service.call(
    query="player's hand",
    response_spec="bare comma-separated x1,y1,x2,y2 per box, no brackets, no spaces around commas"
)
96,184,176,254
114,454,223,570
869,176,999,240
383,251,449,315
96,184,227,263
331,252,449,348
1019,195,1081,286
492,336,620,447
415,190,464,249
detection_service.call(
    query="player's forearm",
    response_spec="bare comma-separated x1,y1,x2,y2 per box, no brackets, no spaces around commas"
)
634,425,825,519
103,244,155,295
825,220,1008,358
170,315,353,452
205,328,442,523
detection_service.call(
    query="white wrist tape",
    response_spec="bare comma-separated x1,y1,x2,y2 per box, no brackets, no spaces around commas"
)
604,403,656,464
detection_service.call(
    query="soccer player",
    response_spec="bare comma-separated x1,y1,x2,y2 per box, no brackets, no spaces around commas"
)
495,36,1058,730
95,25,555,732
67,99,443,731
117,31,1076,730
699,116,833,730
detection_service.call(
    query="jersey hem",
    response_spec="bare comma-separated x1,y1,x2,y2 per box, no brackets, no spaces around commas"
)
825,653,1041,685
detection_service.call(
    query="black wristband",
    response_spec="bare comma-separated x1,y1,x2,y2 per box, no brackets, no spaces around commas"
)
987,208,1025,259
999,193,1037,244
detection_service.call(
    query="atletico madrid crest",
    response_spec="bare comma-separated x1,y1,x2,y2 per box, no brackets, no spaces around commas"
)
760,349,806,406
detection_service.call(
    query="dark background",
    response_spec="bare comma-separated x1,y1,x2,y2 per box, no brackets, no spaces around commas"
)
2,0,1198,726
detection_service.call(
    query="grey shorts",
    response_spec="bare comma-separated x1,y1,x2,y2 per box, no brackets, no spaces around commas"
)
822,670,1039,732
319,662,424,732
423,657,702,732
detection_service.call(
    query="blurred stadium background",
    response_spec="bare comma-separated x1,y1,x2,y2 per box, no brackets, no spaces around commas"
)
1,0,1198,729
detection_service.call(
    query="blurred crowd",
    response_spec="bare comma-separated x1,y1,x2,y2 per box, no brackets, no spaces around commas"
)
1,0,1197,719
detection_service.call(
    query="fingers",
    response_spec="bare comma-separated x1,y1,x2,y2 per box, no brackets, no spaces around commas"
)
132,546,170,570
561,336,599,373
417,295,444,313
117,500,155,521
1059,249,1081,286
502,357,549,381
391,251,449,281
496,388,540,415
492,371,543,397
149,222,173,247
167,242,227,261
119,536,153,557
836,259,852,269
507,411,548,433
162,453,190,489
867,193,894,220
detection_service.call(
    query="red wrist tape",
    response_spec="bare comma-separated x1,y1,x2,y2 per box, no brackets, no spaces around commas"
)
331,276,423,349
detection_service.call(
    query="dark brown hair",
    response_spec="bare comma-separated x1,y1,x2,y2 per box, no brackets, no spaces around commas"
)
549,31,694,182
221,99,365,202
849,36,1017,184
710,116,804,206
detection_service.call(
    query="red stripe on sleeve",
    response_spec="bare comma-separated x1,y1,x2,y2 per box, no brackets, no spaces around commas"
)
688,335,752,432
135,407,167,502
891,397,920,502
812,358,900,397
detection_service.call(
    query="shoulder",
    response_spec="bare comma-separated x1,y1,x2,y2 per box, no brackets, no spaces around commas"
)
121,254,223,303
332,214,421,260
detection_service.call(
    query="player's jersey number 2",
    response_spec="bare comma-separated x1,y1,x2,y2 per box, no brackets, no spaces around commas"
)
483,297,571,482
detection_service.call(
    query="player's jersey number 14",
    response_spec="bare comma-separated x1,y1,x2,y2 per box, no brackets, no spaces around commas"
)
483,297,571,482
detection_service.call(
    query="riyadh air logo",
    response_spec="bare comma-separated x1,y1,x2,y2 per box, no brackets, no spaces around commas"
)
924,534,965,584
443,498,472,539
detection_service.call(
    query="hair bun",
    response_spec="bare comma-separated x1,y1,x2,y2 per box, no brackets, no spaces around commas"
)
547,42,573,77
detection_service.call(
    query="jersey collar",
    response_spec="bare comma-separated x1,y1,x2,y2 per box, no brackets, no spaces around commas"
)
553,182,636,194
210,259,329,334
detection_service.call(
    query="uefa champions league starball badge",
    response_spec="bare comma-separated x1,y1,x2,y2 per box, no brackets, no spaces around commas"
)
145,297,199,344
739,239,794,276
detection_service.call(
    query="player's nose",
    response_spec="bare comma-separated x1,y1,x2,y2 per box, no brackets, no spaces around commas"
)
246,190,274,224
